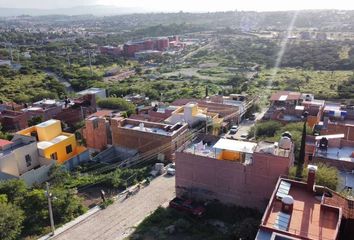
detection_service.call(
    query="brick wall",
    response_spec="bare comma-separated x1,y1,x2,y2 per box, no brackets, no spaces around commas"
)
0,110,28,131
83,118,109,151
111,119,188,161
321,123,354,141
175,151,292,209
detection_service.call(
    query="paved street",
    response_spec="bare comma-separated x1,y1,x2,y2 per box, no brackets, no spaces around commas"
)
224,109,267,140
234,109,267,139
53,175,175,240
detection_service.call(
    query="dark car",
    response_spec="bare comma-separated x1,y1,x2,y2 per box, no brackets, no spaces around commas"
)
249,114,256,121
169,197,206,216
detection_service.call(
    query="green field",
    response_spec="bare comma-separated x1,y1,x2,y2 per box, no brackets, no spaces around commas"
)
256,68,353,99
0,72,65,103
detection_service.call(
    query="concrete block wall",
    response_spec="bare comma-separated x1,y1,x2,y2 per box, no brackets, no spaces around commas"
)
175,151,292,210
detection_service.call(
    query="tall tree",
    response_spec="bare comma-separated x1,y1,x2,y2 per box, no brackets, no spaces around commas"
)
0,201,24,240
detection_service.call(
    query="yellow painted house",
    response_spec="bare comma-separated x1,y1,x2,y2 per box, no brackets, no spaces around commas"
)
17,119,86,164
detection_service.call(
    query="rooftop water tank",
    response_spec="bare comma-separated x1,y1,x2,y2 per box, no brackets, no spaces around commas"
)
281,131,292,139
281,195,294,214
279,136,292,150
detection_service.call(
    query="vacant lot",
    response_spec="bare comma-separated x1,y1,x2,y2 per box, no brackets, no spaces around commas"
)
128,202,261,240
256,68,353,99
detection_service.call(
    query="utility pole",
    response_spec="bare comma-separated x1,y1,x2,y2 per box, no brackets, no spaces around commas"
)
66,47,71,68
88,51,93,77
17,48,20,63
45,182,55,236
9,44,14,62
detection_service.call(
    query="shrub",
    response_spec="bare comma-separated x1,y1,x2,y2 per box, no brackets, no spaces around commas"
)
248,121,283,138
0,201,24,240
100,198,114,209
97,97,135,116
289,163,339,190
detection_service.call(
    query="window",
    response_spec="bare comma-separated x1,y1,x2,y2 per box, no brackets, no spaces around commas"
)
50,152,58,160
66,145,73,154
25,154,32,167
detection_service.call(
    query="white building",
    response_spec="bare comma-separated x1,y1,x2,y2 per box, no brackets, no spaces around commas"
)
77,88,107,100
0,136,54,186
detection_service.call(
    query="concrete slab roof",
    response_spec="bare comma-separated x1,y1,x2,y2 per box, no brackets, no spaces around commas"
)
213,138,257,154
270,91,301,101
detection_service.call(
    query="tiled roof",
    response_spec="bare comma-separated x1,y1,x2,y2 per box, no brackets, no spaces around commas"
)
0,139,12,148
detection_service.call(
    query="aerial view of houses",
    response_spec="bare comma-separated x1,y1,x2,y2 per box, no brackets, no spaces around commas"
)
1,3,354,240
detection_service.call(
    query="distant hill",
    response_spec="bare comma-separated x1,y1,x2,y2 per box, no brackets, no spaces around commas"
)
0,5,146,17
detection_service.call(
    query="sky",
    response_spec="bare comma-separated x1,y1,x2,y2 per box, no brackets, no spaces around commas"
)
1,0,354,12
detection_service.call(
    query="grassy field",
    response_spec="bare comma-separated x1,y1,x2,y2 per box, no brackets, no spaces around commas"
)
0,72,57,102
256,68,353,99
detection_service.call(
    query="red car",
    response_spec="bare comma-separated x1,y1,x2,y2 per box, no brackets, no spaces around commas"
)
169,197,206,216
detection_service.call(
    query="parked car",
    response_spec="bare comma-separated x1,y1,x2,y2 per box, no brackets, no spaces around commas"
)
240,133,248,140
249,114,256,121
166,163,176,176
169,197,206,216
150,163,166,177
229,125,239,135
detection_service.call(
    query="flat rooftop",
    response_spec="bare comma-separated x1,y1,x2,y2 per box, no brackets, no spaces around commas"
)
37,135,69,149
213,138,257,154
255,141,291,157
120,119,186,137
0,139,32,157
183,135,220,158
34,99,59,105
270,91,301,101
122,124,173,136
263,180,340,240
36,119,58,128
316,147,354,162
77,88,105,95
183,137,257,158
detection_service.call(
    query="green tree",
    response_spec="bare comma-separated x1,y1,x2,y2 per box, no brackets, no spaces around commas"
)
97,97,136,116
51,187,87,224
0,123,11,140
248,121,283,138
0,179,27,203
0,201,24,240
289,163,339,190
28,116,44,126
21,189,49,235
